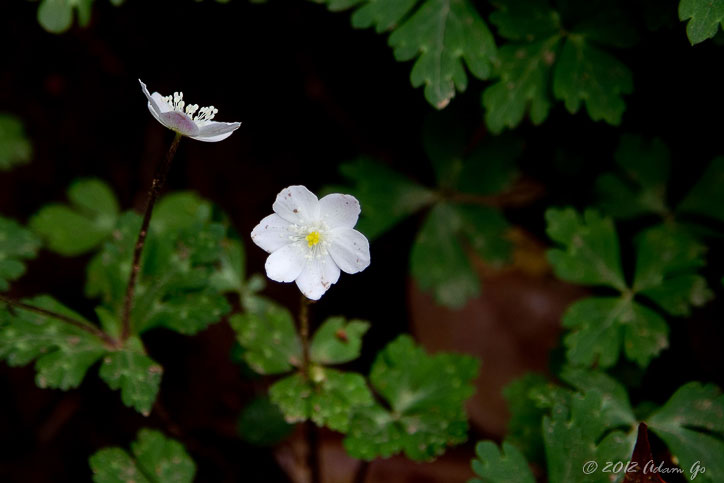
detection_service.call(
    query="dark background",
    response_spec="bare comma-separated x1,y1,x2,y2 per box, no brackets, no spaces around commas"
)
1,0,723,481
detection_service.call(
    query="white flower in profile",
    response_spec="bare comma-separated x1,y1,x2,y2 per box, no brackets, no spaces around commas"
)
139,79,240,142
251,185,371,300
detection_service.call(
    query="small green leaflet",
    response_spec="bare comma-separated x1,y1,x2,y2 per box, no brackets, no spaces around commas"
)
0,295,107,390
469,441,535,483
501,373,550,464
229,304,302,375
89,428,196,483
484,0,634,132
237,396,294,446
546,208,710,368
0,216,40,291
319,0,496,108
343,335,479,461
596,134,671,219
309,316,369,365
99,337,162,416
647,382,724,483
678,156,724,223
30,178,119,256
0,114,32,170
679,0,724,44
544,390,635,483
270,369,373,432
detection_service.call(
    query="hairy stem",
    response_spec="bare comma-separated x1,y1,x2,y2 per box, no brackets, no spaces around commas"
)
121,133,182,340
0,294,119,348
298,295,321,483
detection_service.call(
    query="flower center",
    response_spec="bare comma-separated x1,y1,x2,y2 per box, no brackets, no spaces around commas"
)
161,92,218,122
306,231,321,247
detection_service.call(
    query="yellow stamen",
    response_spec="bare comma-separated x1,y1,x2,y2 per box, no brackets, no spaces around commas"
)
306,231,321,247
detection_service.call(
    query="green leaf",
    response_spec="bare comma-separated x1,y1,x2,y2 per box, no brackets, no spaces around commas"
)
344,335,479,461
648,382,724,483
543,390,635,483
502,373,550,464
552,36,632,125
633,225,712,316
310,316,370,365
596,135,671,219
229,304,302,375
151,191,212,234
333,158,436,240
410,203,480,308
37,0,94,34
546,207,626,291
269,368,373,432
89,428,195,483
0,114,32,170
0,295,106,390
87,201,230,336
0,216,41,291
336,0,497,108
98,337,162,416
679,0,724,44
455,135,522,197
209,237,246,293
237,396,294,446
30,178,119,256
562,296,669,368
678,157,724,223
484,0,633,130
559,367,636,427
483,37,561,133
469,441,535,483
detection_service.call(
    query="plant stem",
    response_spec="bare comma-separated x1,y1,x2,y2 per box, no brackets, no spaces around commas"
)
352,461,371,483
121,133,182,340
0,294,119,348
298,295,321,483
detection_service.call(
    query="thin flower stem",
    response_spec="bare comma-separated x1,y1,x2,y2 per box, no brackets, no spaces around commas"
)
0,293,119,348
121,133,182,340
298,295,321,483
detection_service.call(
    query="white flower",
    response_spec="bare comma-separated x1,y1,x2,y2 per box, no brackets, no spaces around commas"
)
251,185,371,300
139,79,240,142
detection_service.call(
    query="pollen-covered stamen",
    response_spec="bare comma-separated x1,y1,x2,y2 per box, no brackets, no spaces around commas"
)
195,106,218,122
306,231,321,247
160,93,218,122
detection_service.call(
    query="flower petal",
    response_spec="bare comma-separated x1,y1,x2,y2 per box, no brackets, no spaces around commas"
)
265,243,306,283
159,111,200,137
273,186,320,224
189,121,242,143
251,214,293,253
140,79,164,123
152,92,172,113
295,254,341,300
328,228,370,274
319,193,361,229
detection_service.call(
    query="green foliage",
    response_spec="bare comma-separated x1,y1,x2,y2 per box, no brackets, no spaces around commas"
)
502,373,550,464
543,390,634,482
86,192,231,336
0,295,106,390
484,0,634,132
229,304,302,375
344,335,479,460
37,0,93,34
679,0,724,44
318,0,496,108
469,441,535,483
309,316,369,365
237,396,294,446
647,382,724,483
269,369,373,432
209,236,270,312
0,216,41,291
98,337,162,416
334,130,519,308
597,135,724,226
89,428,195,483
546,208,710,368
0,114,32,170
30,178,119,256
